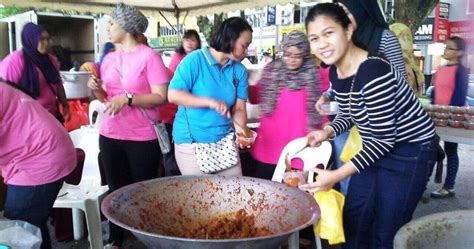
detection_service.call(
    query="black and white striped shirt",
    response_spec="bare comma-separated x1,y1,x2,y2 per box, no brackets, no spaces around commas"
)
379,30,408,82
329,56,435,172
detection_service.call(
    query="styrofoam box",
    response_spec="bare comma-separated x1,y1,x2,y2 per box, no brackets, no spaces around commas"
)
60,71,91,99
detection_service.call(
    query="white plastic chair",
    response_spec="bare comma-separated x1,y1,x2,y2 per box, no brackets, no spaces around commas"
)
272,137,332,249
53,126,108,249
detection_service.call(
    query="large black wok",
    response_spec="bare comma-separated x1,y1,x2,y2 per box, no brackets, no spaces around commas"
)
101,175,319,249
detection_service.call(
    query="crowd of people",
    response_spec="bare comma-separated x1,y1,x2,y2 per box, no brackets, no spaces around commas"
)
0,1,470,249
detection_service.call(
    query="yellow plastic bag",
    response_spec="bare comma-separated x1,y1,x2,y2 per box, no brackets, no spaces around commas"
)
339,127,362,163
314,189,345,245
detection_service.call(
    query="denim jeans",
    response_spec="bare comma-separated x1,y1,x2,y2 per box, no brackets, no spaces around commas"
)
342,139,437,249
4,179,64,249
333,131,350,195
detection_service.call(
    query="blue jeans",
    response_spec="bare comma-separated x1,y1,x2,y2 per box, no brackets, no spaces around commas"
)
342,139,437,249
333,131,350,195
4,179,64,249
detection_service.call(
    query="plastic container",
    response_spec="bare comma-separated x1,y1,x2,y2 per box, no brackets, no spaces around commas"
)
60,71,92,99
432,105,450,113
450,114,465,121
427,112,437,118
449,120,464,128
320,101,339,115
423,104,436,112
464,121,474,130
464,114,474,122
435,112,450,120
466,107,474,115
236,130,257,147
433,118,448,127
282,170,308,187
0,220,42,249
450,106,466,114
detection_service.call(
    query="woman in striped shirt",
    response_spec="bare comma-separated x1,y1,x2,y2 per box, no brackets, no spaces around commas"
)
301,3,438,248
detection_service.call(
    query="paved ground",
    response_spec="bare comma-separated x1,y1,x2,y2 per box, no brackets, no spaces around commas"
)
52,144,474,248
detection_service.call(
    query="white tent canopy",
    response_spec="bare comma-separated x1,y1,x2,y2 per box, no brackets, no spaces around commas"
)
2,0,302,16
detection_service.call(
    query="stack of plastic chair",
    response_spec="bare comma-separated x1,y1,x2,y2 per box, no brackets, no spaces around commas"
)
53,106,108,249
272,137,332,249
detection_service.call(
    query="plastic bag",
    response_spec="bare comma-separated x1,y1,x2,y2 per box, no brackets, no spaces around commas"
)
0,220,42,249
339,127,362,163
61,99,90,132
313,190,345,245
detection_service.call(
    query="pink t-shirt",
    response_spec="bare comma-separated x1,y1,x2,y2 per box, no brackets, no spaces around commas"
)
0,82,76,186
99,44,170,141
0,50,62,115
251,88,309,164
433,65,457,105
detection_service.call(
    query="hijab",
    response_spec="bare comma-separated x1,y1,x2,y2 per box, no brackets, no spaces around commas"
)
259,30,321,129
338,0,388,53
390,23,424,95
20,22,61,98
98,42,115,65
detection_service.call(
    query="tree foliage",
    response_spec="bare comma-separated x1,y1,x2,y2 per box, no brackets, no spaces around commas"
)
393,0,439,34
0,6,29,19
197,13,227,44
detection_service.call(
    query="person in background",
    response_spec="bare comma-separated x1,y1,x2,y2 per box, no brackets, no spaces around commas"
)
168,17,252,176
160,29,201,176
248,30,327,180
301,3,437,248
390,22,425,95
0,22,70,123
99,42,116,66
87,4,169,248
430,36,468,198
0,79,76,249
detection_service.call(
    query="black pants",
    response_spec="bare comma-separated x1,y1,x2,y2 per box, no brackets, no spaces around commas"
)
99,135,162,246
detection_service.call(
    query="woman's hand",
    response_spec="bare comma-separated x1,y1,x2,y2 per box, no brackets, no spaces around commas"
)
87,75,103,91
299,168,340,193
315,95,330,114
208,99,229,117
306,128,331,147
104,95,128,116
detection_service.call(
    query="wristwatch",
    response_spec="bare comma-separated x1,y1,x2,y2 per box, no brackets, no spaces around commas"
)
126,93,133,106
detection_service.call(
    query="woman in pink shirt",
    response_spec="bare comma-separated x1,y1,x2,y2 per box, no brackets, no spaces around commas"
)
248,30,326,180
87,4,169,248
0,80,76,249
160,29,201,176
0,22,70,123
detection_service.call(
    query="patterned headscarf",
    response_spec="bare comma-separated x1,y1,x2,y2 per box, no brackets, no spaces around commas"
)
390,23,424,95
111,3,148,35
259,30,321,129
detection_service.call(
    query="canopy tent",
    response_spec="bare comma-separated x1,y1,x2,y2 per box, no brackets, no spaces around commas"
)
1,0,302,17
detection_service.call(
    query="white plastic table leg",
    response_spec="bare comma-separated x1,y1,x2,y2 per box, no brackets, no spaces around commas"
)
288,231,299,249
72,208,84,240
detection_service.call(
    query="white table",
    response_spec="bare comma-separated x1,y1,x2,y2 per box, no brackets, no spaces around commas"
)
435,126,474,145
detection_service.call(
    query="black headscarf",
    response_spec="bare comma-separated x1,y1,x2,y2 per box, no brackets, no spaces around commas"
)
337,0,388,53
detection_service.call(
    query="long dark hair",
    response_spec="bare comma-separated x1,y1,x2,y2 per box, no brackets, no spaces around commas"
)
305,3,365,50
177,29,201,55
210,17,253,53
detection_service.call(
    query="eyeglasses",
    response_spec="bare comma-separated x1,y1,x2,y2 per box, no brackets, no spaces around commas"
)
283,53,304,60
445,47,459,51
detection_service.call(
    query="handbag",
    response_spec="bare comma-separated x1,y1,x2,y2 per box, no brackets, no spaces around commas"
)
116,53,170,154
140,108,171,154
193,132,239,174
184,54,239,173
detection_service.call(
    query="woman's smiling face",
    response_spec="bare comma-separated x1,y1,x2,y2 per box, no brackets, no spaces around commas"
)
306,15,353,66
